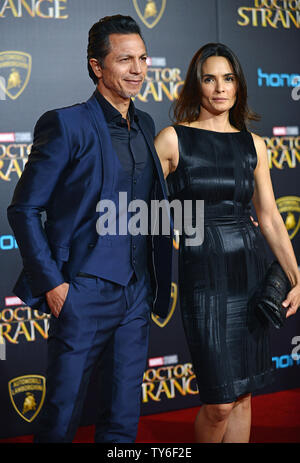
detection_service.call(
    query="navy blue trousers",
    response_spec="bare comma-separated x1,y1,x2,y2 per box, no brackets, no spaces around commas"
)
34,272,152,443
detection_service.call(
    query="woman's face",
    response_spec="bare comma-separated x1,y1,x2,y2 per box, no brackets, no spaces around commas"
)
200,56,238,115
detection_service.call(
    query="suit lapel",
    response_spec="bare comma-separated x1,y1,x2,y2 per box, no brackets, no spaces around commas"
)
137,116,169,200
86,92,117,199
86,91,168,201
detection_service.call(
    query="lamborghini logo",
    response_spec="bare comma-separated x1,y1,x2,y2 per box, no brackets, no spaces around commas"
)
152,282,178,328
0,51,32,100
152,230,179,327
276,196,300,240
8,375,46,422
133,0,166,29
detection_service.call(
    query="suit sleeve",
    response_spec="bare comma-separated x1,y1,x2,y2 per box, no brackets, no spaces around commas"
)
7,110,71,297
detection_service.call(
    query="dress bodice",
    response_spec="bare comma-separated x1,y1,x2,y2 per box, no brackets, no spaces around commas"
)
167,125,258,219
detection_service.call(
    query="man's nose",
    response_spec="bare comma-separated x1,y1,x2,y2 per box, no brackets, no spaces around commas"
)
130,58,142,74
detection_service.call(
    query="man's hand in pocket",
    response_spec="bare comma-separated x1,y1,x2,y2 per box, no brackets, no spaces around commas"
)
46,282,70,318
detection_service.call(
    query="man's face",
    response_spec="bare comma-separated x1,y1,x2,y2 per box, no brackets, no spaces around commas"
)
93,33,148,100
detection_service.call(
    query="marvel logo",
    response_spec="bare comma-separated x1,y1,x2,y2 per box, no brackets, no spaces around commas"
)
148,354,178,367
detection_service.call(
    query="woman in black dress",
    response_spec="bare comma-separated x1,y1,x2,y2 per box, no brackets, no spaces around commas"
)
154,43,300,443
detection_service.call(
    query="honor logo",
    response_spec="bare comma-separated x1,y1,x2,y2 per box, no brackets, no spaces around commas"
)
0,235,18,250
258,68,300,87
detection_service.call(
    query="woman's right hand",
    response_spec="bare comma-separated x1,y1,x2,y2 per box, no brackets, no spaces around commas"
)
250,216,258,227
283,283,300,319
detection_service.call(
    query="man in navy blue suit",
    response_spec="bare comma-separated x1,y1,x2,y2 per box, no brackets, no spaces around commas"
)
7,15,172,443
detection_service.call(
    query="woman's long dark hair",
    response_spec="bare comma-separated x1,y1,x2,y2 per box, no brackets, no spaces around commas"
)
172,43,259,130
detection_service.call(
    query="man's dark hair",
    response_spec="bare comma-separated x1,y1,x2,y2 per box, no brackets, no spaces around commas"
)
87,15,145,84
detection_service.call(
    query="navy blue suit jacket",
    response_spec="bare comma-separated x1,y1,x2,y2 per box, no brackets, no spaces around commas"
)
7,92,173,318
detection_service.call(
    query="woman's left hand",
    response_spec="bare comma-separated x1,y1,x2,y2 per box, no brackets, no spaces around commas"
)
283,283,300,318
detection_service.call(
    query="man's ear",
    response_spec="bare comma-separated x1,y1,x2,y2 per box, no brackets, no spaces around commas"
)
89,58,103,80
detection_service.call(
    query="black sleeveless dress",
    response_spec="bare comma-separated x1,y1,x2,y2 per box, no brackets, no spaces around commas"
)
167,125,274,404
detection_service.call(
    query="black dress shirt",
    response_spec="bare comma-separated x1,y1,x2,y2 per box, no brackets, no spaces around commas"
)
95,90,150,175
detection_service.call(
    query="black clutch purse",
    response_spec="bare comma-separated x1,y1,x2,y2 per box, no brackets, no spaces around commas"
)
257,260,291,329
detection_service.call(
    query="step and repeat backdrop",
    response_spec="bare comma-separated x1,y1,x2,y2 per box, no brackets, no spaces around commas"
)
0,0,299,438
